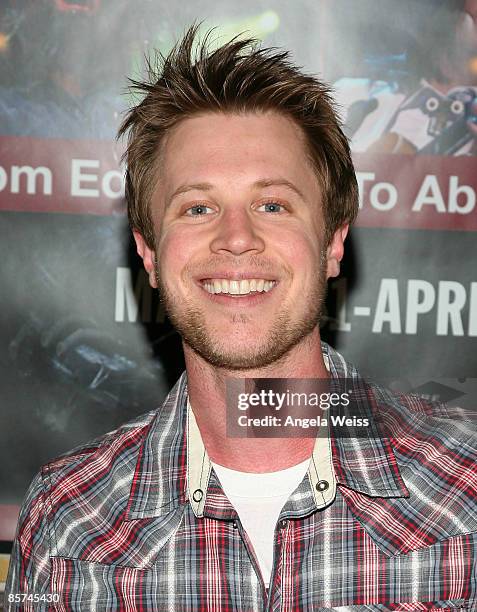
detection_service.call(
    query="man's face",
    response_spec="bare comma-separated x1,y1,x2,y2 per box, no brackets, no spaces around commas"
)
135,111,347,370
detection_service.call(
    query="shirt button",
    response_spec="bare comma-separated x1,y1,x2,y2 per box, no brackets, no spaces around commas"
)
316,480,329,492
232,520,238,529
192,488,203,502
279,519,288,529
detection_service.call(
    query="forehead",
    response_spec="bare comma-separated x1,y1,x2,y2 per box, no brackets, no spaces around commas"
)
156,111,319,196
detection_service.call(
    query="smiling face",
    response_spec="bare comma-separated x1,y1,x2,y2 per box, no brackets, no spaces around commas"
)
134,111,347,370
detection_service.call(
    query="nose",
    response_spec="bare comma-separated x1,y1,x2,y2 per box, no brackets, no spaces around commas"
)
209,207,265,256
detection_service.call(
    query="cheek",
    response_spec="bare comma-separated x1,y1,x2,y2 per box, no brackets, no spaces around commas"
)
156,227,200,282
274,227,323,272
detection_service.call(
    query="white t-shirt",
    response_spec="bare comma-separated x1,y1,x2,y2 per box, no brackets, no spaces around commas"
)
212,459,310,588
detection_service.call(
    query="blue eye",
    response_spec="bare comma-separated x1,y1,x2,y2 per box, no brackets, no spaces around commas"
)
186,204,214,216
258,202,284,213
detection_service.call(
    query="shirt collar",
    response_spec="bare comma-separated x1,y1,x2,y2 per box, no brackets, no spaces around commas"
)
125,342,408,522
186,396,337,520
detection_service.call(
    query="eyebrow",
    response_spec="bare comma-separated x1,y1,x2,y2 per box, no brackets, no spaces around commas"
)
168,177,306,205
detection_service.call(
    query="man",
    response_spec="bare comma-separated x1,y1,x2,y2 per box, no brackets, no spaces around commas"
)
5,26,477,611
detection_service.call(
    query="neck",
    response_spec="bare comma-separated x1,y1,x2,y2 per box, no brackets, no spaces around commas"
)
184,327,329,473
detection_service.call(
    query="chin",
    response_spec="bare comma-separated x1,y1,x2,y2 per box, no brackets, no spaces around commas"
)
185,331,301,370
194,349,281,371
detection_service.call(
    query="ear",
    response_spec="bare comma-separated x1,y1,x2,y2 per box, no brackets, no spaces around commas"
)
326,224,349,279
133,230,158,288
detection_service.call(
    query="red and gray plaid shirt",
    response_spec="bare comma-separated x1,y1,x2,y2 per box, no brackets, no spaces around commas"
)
5,343,477,611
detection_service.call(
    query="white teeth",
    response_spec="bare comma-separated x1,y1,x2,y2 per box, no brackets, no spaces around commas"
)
239,280,249,294
230,280,240,294
202,278,276,296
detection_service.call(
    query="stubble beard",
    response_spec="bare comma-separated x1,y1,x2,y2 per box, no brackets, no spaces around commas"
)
154,257,328,371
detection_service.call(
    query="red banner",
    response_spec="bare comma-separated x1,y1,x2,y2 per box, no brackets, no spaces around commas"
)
354,153,477,231
0,136,126,216
0,138,476,231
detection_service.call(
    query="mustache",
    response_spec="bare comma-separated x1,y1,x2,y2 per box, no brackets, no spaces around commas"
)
154,249,328,287
160,254,290,278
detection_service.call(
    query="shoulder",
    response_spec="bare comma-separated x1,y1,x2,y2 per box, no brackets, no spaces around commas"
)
51,408,157,461
369,380,476,444
27,408,158,513
330,339,476,492
11,408,159,563
370,381,477,506
326,343,477,541
325,342,476,446
20,371,188,525
362,382,477,546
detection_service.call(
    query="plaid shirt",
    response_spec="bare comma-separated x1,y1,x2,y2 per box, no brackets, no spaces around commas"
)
5,343,477,611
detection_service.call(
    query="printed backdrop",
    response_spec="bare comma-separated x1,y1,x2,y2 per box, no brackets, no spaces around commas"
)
1,0,476,551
